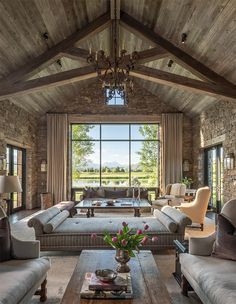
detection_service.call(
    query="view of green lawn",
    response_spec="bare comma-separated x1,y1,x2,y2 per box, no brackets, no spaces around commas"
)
71,124,160,188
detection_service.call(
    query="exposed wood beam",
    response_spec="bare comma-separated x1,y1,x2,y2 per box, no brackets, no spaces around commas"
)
131,65,236,101
1,12,110,85
110,0,120,58
120,11,235,88
62,46,168,64
135,47,168,63
61,47,90,61
0,66,97,100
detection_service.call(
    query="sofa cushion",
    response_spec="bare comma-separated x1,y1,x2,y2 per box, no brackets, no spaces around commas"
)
104,189,127,199
0,257,50,304
53,217,168,234
153,209,177,233
170,183,186,197
83,187,105,198
180,253,236,304
212,214,236,261
0,217,12,262
28,206,61,236
43,210,69,234
126,188,149,199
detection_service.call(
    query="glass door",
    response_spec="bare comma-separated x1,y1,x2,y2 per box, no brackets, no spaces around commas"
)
204,145,223,213
6,145,26,212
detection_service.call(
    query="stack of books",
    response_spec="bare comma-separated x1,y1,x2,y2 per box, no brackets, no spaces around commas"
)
80,272,133,299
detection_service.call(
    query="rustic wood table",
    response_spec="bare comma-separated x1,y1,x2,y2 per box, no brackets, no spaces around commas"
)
61,250,171,304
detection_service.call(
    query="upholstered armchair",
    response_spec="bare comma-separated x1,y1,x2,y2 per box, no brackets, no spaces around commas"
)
152,183,187,210
0,206,50,303
179,186,211,230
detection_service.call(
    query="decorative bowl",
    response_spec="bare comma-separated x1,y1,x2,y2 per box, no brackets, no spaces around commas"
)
106,200,115,206
95,269,117,282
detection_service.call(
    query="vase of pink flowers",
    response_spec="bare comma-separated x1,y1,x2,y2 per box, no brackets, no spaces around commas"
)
91,222,158,273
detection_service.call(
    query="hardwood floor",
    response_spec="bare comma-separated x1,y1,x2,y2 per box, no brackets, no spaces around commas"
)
9,208,40,224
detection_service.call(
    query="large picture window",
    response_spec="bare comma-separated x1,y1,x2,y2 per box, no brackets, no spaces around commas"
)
71,123,160,191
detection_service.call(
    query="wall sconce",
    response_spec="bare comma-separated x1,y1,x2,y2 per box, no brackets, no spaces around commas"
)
183,159,190,172
40,160,47,172
224,153,234,170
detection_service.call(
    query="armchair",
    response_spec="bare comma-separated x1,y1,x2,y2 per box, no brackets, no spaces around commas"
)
152,183,186,210
0,206,50,304
179,199,236,304
179,186,211,230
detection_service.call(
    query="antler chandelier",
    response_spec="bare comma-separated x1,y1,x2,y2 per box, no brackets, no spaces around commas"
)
87,0,139,104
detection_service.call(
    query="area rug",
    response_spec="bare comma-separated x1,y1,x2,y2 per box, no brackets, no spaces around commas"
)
12,212,206,303
30,253,201,303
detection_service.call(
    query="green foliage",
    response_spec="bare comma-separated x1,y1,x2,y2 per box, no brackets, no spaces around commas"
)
72,125,94,180
137,125,159,185
182,176,193,188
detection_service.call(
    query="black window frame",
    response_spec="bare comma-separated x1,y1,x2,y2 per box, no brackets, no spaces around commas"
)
70,123,160,199
6,144,26,212
204,144,223,213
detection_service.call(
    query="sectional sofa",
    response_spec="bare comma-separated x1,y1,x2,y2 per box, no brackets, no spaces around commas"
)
180,199,236,304
28,203,191,251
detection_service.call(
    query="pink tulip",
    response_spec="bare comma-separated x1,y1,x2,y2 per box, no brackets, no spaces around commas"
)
144,224,149,230
91,233,97,240
141,236,148,245
122,221,128,227
112,237,118,243
152,236,158,242
121,239,128,246
137,229,143,235
118,229,123,235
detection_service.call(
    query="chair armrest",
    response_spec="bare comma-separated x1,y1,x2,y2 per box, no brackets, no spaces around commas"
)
11,236,40,259
189,232,216,256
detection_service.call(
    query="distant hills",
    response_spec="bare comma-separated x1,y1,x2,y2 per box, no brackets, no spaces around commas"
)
85,160,139,169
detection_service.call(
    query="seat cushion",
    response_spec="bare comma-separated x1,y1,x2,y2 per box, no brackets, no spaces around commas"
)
0,257,50,304
53,217,168,234
180,253,236,304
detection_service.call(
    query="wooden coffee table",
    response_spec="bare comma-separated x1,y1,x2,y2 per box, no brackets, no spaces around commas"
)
61,250,171,304
75,199,151,217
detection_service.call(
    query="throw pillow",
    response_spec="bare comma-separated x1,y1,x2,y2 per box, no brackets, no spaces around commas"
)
0,217,12,262
212,214,236,261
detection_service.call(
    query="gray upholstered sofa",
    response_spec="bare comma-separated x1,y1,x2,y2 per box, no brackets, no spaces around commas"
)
28,204,191,251
0,207,50,304
180,199,236,304
79,186,151,200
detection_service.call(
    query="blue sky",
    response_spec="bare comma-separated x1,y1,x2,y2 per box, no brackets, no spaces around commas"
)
84,124,154,166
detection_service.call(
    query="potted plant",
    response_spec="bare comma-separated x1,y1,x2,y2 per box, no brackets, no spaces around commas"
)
91,222,158,273
182,176,193,189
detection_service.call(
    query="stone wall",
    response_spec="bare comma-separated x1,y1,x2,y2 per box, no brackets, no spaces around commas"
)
192,100,236,203
0,100,38,209
37,82,193,200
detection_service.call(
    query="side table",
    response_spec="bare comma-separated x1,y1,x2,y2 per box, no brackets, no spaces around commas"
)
173,239,189,286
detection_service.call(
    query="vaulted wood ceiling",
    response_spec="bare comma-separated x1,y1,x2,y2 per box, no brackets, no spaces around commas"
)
0,0,235,116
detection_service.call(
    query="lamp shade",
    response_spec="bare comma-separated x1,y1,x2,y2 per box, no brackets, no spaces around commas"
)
0,176,22,194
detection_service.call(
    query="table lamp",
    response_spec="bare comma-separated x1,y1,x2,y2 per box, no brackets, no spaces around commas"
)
0,175,22,216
